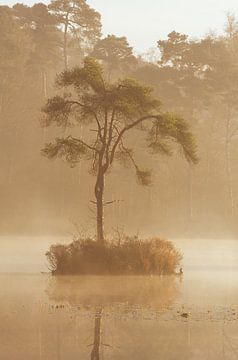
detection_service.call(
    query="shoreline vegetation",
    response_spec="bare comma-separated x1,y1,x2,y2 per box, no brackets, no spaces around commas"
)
46,236,182,276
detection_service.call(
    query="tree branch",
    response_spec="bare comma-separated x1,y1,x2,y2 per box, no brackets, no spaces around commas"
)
93,112,103,141
66,100,103,141
110,115,159,164
119,140,138,170
66,100,85,107
67,135,99,153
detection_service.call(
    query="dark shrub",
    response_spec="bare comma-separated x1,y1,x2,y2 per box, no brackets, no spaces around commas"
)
46,236,182,275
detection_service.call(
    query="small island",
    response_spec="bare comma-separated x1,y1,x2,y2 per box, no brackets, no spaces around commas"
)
46,236,182,275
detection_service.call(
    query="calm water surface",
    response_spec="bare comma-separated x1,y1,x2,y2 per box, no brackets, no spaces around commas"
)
0,237,238,359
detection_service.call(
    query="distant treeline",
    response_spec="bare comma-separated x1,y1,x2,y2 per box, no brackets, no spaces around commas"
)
1,2,238,237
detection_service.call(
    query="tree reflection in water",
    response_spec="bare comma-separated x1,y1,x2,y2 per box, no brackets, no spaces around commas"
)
90,308,102,360
46,276,180,359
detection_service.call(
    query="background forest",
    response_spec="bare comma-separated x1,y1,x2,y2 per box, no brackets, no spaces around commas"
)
1,1,238,238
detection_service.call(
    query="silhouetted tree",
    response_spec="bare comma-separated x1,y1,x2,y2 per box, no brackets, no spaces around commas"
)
157,31,211,115
204,33,238,217
41,57,197,244
157,32,211,219
0,6,30,114
48,0,101,68
91,35,137,80
225,12,238,41
13,3,61,97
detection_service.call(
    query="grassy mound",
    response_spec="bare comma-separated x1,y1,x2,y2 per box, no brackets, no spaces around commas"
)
46,236,182,275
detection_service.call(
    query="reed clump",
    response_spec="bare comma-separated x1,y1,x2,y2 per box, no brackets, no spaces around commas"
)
46,236,182,275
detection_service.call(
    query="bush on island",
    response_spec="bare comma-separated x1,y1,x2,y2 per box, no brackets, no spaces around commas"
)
46,236,182,275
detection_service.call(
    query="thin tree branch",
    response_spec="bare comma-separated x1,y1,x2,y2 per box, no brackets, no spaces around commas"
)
104,200,124,206
119,140,138,170
110,115,159,164
67,135,99,153
93,112,103,141
66,100,85,107
65,101,103,141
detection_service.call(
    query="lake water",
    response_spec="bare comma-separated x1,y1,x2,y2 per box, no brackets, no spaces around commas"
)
0,237,238,359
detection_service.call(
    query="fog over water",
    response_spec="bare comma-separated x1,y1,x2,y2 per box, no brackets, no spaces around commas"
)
0,237,238,273
1,264,238,359
1,236,238,359
2,0,238,358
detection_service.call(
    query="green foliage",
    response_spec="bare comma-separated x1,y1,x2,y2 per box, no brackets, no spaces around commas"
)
42,57,198,176
42,137,88,166
111,78,161,118
56,57,105,92
42,96,73,127
2,2,238,238
147,113,198,164
46,236,182,275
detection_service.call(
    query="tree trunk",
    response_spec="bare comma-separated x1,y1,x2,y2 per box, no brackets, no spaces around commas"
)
225,116,234,217
63,19,69,69
188,165,193,220
42,70,47,99
0,92,3,115
91,308,102,360
187,95,195,221
95,170,105,245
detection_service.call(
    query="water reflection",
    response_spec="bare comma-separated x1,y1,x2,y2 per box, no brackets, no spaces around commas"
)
90,308,102,360
46,275,180,310
1,273,238,359
46,276,180,359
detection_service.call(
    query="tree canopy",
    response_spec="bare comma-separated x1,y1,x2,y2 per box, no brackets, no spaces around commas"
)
41,57,197,242
49,0,101,68
91,35,137,79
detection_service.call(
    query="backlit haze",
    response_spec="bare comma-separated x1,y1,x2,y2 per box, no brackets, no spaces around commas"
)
2,0,238,52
